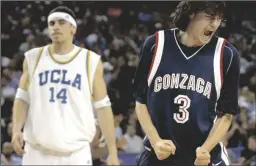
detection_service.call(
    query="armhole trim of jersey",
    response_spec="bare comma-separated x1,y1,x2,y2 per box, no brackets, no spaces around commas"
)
86,50,93,100
26,46,44,88
213,38,226,100
220,39,226,86
147,30,165,87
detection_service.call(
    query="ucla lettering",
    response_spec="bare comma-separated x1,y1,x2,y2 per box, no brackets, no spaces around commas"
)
51,70,61,83
39,70,49,86
61,70,71,85
154,73,212,99
39,69,81,90
72,74,81,90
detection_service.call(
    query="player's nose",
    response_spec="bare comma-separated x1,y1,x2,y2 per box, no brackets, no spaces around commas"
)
53,22,60,30
210,17,221,29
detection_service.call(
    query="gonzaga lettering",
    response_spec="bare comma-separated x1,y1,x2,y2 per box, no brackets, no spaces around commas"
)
154,73,212,99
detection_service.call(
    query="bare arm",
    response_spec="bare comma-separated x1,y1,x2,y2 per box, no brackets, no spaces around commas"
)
201,114,233,152
222,121,239,146
12,59,30,133
93,59,118,156
135,102,161,147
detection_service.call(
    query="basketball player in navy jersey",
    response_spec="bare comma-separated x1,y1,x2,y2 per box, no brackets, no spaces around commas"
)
134,2,240,166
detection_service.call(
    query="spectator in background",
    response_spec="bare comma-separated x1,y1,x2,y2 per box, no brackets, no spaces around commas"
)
120,106,144,138
114,112,124,140
1,73,16,101
18,34,36,53
122,124,144,154
235,135,256,166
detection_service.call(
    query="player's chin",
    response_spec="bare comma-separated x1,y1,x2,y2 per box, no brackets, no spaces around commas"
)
199,35,212,44
51,38,62,43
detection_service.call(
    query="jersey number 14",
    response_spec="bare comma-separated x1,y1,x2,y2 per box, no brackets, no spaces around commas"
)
174,95,191,124
49,87,67,104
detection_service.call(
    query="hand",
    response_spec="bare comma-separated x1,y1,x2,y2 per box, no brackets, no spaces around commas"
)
11,131,25,155
106,154,120,165
194,147,211,166
152,139,176,160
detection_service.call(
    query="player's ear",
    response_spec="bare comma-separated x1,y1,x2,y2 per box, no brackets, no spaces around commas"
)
70,25,76,35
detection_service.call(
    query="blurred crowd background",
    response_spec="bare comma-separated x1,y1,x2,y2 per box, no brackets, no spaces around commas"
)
1,1,256,165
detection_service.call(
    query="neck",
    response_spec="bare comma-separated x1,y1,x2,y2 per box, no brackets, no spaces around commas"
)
52,40,74,55
178,29,202,47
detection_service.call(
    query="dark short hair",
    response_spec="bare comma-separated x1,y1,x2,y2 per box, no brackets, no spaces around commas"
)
171,1,226,31
49,6,76,20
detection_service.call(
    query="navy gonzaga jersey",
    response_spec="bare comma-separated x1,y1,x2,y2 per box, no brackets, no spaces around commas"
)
134,28,240,165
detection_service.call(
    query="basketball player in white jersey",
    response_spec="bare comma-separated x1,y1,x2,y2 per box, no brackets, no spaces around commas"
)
11,6,119,165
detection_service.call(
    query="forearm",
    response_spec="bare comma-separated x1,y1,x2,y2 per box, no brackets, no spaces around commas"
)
135,102,160,147
12,99,29,133
202,114,233,152
222,126,236,143
96,107,118,155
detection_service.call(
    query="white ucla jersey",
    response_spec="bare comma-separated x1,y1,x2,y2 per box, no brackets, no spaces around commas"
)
23,44,100,153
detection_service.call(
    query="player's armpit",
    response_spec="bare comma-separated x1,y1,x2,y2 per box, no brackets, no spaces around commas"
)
201,113,233,152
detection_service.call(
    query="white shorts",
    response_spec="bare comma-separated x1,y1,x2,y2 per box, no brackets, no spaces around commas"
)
22,143,92,165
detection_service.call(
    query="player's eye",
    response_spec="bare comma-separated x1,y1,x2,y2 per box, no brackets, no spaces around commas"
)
49,21,55,26
206,15,215,20
59,20,66,25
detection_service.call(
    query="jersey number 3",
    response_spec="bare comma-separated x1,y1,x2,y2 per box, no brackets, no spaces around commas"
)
174,95,191,124
49,87,67,104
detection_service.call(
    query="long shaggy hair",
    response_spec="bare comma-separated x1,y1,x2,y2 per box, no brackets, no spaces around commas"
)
170,1,226,31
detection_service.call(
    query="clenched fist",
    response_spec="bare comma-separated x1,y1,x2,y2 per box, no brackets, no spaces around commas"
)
106,154,120,165
152,139,176,160
194,147,211,166
11,131,25,155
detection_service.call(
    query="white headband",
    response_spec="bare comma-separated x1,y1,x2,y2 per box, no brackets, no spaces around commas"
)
48,12,77,28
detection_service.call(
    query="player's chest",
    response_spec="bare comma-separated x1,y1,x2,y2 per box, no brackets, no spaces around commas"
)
157,50,215,81
152,47,216,97
34,56,86,89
